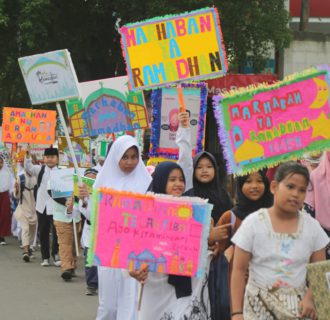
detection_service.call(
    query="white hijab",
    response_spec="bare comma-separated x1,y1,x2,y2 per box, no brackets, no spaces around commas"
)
0,157,13,191
94,135,152,193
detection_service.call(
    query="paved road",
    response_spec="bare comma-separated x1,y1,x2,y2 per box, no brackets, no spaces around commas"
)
0,236,98,320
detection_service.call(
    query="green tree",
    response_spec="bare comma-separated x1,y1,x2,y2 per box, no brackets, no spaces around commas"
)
218,0,291,72
0,0,291,111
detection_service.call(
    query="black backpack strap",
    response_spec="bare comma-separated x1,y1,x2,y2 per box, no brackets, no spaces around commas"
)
34,165,46,201
37,165,46,188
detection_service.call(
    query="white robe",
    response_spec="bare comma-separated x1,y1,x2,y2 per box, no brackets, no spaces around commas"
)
0,160,13,193
139,254,212,320
138,127,211,320
94,136,152,320
13,173,37,223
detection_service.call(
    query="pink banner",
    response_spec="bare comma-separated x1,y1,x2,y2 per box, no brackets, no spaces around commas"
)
213,68,330,174
90,189,211,277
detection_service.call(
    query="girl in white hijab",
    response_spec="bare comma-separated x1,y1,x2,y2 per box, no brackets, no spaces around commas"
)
80,135,152,320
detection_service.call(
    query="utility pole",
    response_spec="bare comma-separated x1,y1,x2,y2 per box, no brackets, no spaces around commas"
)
299,0,310,31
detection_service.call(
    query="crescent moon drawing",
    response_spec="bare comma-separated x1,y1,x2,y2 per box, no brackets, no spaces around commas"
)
310,77,329,109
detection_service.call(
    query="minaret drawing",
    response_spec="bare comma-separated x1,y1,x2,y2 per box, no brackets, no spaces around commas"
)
111,240,121,267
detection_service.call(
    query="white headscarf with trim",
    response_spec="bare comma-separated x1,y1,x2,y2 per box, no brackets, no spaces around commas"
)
94,135,151,192
0,156,13,192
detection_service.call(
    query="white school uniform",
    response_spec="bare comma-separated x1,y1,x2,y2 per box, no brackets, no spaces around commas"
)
24,158,58,214
93,136,152,320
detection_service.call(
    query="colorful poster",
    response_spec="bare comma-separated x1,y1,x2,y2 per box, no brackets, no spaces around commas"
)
73,174,95,200
58,136,91,168
66,98,86,137
149,83,207,159
96,129,145,158
50,168,75,198
16,143,50,162
18,49,80,105
50,168,85,198
119,7,227,91
0,129,12,165
66,76,149,137
88,189,212,277
2,107,56,144
213,67,330,174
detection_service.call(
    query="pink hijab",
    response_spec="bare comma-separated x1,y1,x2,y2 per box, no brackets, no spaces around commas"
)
305,151,330,229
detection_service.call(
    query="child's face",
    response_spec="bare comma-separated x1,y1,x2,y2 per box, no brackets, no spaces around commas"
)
195,157,215,184
271,174,308,214
170,111,179,127
85,173,97,179
242,172,265,201
165,168,185,196
44,155,58,168
119,147,139,174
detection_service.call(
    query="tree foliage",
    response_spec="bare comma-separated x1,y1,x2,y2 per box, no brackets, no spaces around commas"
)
0,0,291,109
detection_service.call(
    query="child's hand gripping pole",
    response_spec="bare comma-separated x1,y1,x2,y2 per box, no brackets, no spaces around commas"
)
129,262,149,310
56,101,80,257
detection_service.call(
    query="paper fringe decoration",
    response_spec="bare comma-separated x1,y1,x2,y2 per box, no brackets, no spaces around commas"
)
119,6,227,91
149,82,207,160
213,66,330,176
221,67,321,100
87,188,212,277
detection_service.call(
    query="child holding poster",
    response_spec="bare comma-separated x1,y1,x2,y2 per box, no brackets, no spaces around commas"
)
24,147,61,267
231,162,329,320
134,160,211,320
51,193,81,281
78,168,99,295
128,113,213,320
79,135,152,320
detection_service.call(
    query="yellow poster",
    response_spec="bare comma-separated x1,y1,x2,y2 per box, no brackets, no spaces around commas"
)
120,7,227,90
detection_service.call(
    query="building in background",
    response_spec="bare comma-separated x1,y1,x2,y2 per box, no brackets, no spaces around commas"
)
280,0,330,77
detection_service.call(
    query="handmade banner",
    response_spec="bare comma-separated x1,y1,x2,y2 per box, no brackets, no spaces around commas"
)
58,136,91,167
73,173,95,199
119,7,227,91
206,74,277,97
149,83,207,159
50,168,76,198
15,143,50,162
96,129,145,158
88,189,212,277
18,49,80,105
213,67,330,174
0,130,12,165
2,107,56,144
50,168,85,198
307,260,330,320
66,98,86,137
66,76,149,137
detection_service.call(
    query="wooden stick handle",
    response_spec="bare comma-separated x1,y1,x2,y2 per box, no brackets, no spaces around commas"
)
138,282,144,311
177,84,186,112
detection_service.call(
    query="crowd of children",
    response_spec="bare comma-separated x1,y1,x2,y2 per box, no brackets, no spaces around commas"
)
0,111,329,320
